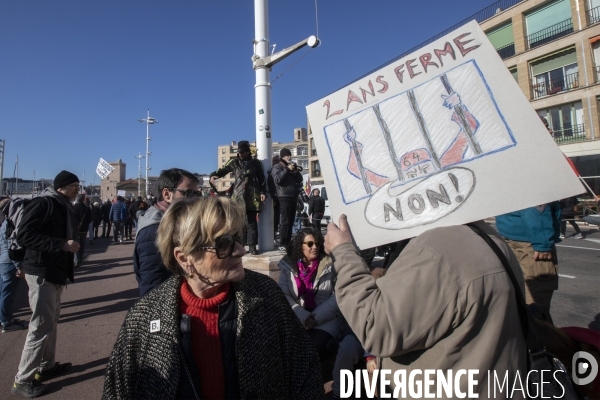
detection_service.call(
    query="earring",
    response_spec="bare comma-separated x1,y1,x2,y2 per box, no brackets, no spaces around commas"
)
188,271,195,279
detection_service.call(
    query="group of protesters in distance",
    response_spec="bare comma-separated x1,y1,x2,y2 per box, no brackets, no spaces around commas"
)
3,149,600,398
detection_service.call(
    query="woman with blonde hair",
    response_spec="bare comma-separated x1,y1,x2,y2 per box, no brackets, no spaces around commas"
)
103,196,322,400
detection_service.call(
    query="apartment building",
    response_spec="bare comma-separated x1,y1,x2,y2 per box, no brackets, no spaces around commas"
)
214,128,308,192
308,0,600,194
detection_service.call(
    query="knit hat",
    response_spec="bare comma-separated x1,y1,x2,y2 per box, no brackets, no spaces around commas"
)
238,141,251,153
280,148,292,158
54,170,79,189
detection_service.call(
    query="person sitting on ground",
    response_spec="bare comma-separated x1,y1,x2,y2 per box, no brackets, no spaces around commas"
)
559,196,584,239
103,196,322,400
278,228,343,362
134,168,200,297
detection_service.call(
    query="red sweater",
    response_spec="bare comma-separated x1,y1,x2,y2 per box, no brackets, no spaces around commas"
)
179,282,231,400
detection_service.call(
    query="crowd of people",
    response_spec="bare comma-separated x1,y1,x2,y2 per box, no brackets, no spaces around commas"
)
0,156,599,399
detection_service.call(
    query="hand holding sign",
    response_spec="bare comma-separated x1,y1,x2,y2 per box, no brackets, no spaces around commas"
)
324,214,353,254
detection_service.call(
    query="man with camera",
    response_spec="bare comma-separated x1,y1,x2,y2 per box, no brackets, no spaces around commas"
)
271,148,304,251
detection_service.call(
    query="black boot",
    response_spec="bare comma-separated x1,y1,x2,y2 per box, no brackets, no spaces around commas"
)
249,245,258,255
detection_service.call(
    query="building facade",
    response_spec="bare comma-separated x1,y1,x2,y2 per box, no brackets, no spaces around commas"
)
215,128,309,192
307,0,600,194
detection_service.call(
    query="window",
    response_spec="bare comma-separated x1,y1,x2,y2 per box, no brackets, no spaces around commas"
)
588,0,600,25
525,0,573,48
509,66,518,83
221,148,226,154
297,145,308,156
537,102,585,144
591,37,600,81
310,138,317,156
531,49,578,99
320,187,328,201
486,22,515,59
221,157,225,163
311,161,321,177
299,159,309,169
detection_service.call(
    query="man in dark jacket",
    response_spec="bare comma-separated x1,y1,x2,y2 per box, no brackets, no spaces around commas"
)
109,197,127,243
267,156,280,238
12,170,80,398
271,148,303,251
134,168,199,297
209,140,266,255
100,200,112,238
73,194,92,266
308,188,326,231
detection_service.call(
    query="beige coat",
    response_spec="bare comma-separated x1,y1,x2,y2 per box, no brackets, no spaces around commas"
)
278,255,343,339
332,222,527,399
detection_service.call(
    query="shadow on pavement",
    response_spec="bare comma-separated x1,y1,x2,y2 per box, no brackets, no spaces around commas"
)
61,288,139,309
73,271,134,285
59,298,137,324
44,357,109,393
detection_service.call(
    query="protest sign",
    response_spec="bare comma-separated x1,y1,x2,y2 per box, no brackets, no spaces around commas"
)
96,158,114,180
306,21,584,249
117,190,126,197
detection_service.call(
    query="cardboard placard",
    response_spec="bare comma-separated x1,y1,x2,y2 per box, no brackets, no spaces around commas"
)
306,21,584,249
96,158,114,180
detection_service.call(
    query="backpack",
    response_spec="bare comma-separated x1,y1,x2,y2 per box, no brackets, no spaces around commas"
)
2,197,51,262
120,202,128,221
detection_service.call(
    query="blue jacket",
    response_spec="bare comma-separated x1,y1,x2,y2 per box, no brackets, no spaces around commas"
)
133,206,172,297
495,202,561,252
109,201,126,222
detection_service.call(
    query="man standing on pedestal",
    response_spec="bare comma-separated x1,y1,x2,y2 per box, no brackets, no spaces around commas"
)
12,170,80,398
209,140,266,255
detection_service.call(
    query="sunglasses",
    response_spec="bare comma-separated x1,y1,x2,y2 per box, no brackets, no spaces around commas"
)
303,241,319,248
197,233,242,259
171,188,203,198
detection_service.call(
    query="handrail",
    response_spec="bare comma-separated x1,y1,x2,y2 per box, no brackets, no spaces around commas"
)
531,71,579,99
526,18,574,49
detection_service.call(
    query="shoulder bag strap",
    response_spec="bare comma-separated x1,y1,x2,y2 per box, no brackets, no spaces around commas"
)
467,223,545,354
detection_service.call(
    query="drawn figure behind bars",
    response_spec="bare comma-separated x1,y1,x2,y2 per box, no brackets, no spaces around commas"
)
439,92,480,167
343,128,391,189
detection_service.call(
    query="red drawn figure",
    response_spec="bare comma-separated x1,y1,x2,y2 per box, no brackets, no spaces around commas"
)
439,92,480,167
343,128,391,190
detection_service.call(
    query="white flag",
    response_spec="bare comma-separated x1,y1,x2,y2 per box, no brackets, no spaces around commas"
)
96,158,114,180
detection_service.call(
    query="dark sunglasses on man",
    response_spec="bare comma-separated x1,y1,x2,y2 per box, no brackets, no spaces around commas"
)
170,188,203,198
197,233,243,259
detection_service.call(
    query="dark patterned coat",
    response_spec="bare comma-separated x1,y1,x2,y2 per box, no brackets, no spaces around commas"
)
102,270,323,400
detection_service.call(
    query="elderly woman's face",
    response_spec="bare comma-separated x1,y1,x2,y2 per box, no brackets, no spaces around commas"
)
187,232,246,288
302,234,320,263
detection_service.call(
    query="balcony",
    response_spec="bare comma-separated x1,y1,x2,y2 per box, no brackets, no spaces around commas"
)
552,124,587,145
531,72,579,99
496,43,515,60
527,18,573,49
587,5,600,25
311,149,318,156
311,170,321,178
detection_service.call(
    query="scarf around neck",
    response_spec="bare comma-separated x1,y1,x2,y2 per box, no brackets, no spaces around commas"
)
154,200,170,213
294,259,319,312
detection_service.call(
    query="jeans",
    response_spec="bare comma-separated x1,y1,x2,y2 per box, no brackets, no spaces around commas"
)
332,333,364,396
124,219,133,238
15,274,62,384
112,221,124,242
88,222,94,241
278,198,297,247
0,262,20,326
560,219,581,236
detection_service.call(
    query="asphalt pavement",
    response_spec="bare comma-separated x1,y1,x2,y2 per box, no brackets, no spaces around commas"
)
0,220,598,399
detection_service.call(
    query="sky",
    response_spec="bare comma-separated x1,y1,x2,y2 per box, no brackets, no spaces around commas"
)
1,0,492,184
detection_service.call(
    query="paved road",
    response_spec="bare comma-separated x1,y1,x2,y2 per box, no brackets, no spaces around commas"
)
1,221,598,398
0,236,138,399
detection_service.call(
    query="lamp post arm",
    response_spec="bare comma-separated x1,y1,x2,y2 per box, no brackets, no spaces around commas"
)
252,35,318,69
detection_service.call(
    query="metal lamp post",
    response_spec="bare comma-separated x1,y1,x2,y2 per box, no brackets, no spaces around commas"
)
252,0,319,251
134,152,145,197
138,110,158,197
